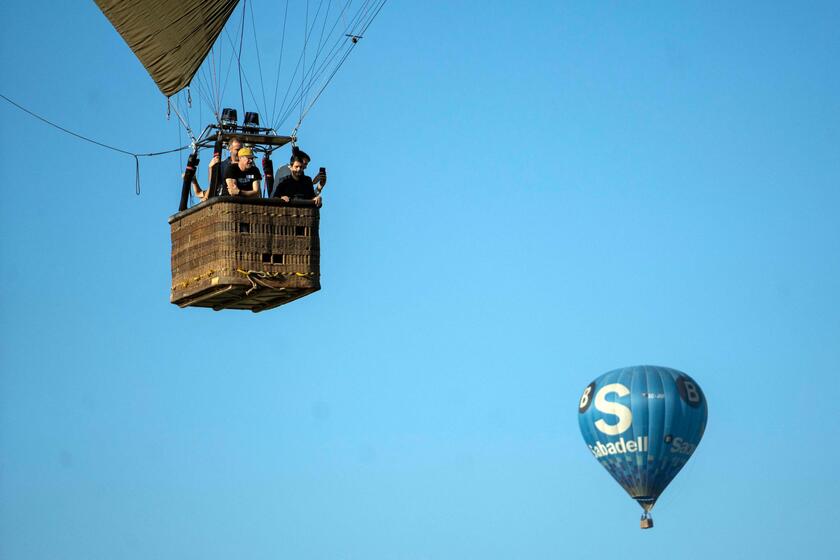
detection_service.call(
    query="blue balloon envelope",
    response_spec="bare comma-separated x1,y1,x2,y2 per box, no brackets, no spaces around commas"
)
577,365,708,527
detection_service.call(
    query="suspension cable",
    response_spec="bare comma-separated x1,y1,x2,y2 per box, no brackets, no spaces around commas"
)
237,0,248,119
249,0,269,122
270,0,291,127
169,101,197,145
274,0,347,130
0,93,189,194
294,43,354,130
278,0,387,130
222,28,267,120
301,0,309,124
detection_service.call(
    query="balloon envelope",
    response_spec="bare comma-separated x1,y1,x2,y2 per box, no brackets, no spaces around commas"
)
577,365,707,511
95,0,240,97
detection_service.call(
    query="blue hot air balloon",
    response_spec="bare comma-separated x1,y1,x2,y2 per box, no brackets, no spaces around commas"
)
577,365,708,529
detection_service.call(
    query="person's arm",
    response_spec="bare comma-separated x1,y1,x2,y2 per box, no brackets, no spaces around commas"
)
191,176,208,201
240,180,261,198
184,173,207,201
307,177,321,206
313,170,327,194
225,178,239,196
274,176,290,202
240,168,263,198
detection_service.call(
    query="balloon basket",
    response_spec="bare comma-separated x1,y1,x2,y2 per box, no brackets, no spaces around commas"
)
169,198,320,312
640,513,654,529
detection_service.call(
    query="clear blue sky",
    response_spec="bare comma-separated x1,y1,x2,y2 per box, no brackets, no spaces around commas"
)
2,1,839,558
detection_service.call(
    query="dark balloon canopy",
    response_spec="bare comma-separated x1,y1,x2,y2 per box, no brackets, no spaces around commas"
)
94,0,240,97
578,365,708,528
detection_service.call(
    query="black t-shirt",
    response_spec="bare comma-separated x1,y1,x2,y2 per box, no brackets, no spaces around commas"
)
220,158,233,177
221,163,262,196
210,159,234,196
271,164,291,197
273,173,315,200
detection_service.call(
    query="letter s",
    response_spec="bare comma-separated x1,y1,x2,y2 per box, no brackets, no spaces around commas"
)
593,383,632,435
670,437,684,453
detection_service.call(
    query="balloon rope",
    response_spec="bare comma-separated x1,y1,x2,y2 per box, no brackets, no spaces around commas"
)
0,92,190,195
237,0,248,120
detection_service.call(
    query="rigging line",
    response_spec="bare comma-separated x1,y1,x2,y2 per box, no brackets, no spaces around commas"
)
218,41,225,117
288,0,326,126
237,0,248,120
347,0,381,38
273,0,348,130
294,43,355,129
341,0,375,38
209,43,220,117
298,0,335,111
198,80,205,142
345,0,371,32
303,0,372,86
179,113,187,203
277,6,361,130
270,0,291,126
298,2,362,106
178,92,191,133
310,0,382,76
358,0,389,36
322,0,357,63
295,0,389,130
349,1,383,36
194,70,218,121
300,0,342,101
206,45,213,116
320,0,351,56
178,115,183,168
220,30,240,114
277,39,350,128
301,0,309,123
248,0,268,123
0,93,189,158
219,38,226,116
169,101,197,145
300,0,332,111
202,44,218,118
221,28,266,119
281,37,354,128
195,46,219,119
339,0,349,31
0,92,189,196
236,59,264,119
273,39,309,130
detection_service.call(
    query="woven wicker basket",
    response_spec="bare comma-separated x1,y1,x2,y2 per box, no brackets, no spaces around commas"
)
169,197,320,312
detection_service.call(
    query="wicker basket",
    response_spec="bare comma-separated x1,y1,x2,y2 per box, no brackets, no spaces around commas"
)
169,197,320,312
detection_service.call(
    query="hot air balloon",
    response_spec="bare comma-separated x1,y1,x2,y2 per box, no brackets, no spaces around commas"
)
94,0,386,311
577,365,708,529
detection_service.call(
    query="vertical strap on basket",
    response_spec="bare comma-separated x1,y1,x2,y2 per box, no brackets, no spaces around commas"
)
179,150,199,212
262,153,274,198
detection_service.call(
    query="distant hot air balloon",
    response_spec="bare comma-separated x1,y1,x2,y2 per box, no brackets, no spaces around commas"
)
577,365,708,529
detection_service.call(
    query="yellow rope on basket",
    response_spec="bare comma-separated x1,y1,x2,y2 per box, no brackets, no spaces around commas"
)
172,268,317,292
235,268,316,278
171,269,217,290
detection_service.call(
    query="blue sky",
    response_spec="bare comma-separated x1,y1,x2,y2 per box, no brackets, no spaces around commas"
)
1,1,839,558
